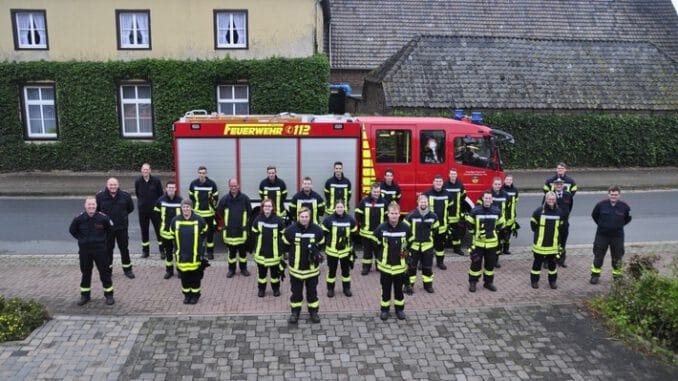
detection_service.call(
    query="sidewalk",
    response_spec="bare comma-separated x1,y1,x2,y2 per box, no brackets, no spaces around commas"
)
0,167,677,196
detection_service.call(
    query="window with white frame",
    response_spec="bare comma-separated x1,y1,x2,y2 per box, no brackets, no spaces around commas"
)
217,85,249,115
117,10,150,49
12,10,48,49
214,11,247,49
23,85,57,139
119,84,153,137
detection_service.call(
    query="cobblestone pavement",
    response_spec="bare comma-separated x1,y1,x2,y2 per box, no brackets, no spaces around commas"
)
0,243,676,380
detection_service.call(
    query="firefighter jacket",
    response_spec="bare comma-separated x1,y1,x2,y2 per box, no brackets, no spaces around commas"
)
592,199,632,237
251,213,286,267
217,191,252,246
69,212,112,252
405,208,439,252
96,190,134,231
188,177,218,218
466,204,504,249
322,212,357,258
477,189,509,221
444,179,468,224
544,175,578,196
282,222,325,279
154,194,183,239
355,195,387,238
324,175,352,214
134,175,163,213
423,188,452,233
258,177,288,217
169,213,207,272
380,181,402,205
502,184,519,227
371,220,412,275
289,190,325,224
530,205,564,255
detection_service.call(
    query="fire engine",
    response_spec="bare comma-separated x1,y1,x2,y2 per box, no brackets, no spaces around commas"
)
172,110,514,213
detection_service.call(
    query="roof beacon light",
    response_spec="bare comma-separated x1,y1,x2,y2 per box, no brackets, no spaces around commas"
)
471,112,483,125
453,109,464,120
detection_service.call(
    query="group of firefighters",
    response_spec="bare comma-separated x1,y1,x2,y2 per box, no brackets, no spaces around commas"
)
70,162,631,324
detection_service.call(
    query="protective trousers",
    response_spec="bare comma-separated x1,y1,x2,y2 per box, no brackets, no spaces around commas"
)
79,249,113,296
106,228,132,272
203,216,216,253
530,253,557,283
138,210,161,254
227,244,248,271
361,237,377,268
326,255,351,291
161,238,175,273
559,221,570,262
592,233,625,279
380,272,405,312
433,231,445,264
179,269,202,298
290,276,319,313
448,221,466,249
257,263,281,292
468,246,497,284
408,248,433,286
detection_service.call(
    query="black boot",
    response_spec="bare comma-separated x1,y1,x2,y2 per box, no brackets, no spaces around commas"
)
327,288,335,298
469,282,477,293
424,284,434,293
484,282,497,292
436,257,447,270
164,269,173,279
396,310,406,320
183,294,191,304
273,288,281,297
403,284,413,295
453,246,464,256
309,311,321,324
105,295,115,305
549,280,557,289
288,311,300,324
142,247,150,258
361,265,370,276
258,288,265,297
343,287,352,297
77,294,91,306
380,310,390,321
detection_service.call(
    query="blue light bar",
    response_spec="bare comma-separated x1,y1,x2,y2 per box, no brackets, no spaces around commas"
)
453,109,464,120
471,112,483,125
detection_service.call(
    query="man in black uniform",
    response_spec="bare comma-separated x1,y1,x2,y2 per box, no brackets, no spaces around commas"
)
324,161,352,215
590,185,632,284
289,177,325,224
478,177,509,268
544,162,578,205
380,168,402,206
552,179,573,267
466,191,504,292
404,194,439,294
69,196,115,306
444,168,468,255
356,183,387,275
96,177,135,278
188,166,219,259
217,178,253,278
135,163,163,258
169,199,208,304
424,175,452,270
258,165,288,220
154,180,182,279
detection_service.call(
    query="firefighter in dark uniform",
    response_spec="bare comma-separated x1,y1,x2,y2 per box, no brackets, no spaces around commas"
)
324,161,352,214
69,196,115,306
154,180,182,279
355,182,387,275
478,177,509,268
188,166,218,259
444,168,468,255
282,207,326,324
404,194,439,294
289,177,325,225
372,202,412,321
466,191,505,292
530,191,564,289
552,179,573,267
217,178,253,278
502,174,520,255
251,198,286,297
543,162,578,207
380,168,402,206
96,177,135,278
258,165,288,220
590,185,632,284
424,175,452,270
134,163,163,258
169,199,208,304
322,200,358,297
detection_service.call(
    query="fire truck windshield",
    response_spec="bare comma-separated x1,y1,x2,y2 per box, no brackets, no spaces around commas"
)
454,136,497,169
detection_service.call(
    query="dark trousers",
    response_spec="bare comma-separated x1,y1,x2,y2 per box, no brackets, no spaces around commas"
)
204,216,215,252
559,221,570,260
79,249,113,296
468,246,497,284
592,233,625,278
290,275,319,313
448,221,466,248
433,230,445,260
161,237,175,271
138,210,161,252
380,272,405,312
179,269,202,297
362,236,378,267
106,228,132,271
227,244,248,271
326,255,351,290
257,263,281,291
531,253,557,283
407,248,433,286
500,227,512,253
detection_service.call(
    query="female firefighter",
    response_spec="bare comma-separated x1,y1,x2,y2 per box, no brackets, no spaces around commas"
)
169,199,208,305
251,198,286,297
530,191,565,289
322,200,358,298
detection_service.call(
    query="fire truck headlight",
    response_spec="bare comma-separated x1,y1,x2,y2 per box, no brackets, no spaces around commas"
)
191,123,201,130
333,124,344,130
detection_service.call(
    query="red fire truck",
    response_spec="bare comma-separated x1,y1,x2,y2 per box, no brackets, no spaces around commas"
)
172,110,513,213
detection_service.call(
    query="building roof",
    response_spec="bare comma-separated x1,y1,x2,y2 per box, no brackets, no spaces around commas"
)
365,35,678,111
328,0,678,70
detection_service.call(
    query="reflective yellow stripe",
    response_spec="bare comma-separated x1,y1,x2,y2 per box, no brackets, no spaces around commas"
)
307,300,319,308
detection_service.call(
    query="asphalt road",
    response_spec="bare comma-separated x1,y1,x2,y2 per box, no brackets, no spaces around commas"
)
0,190,675,255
